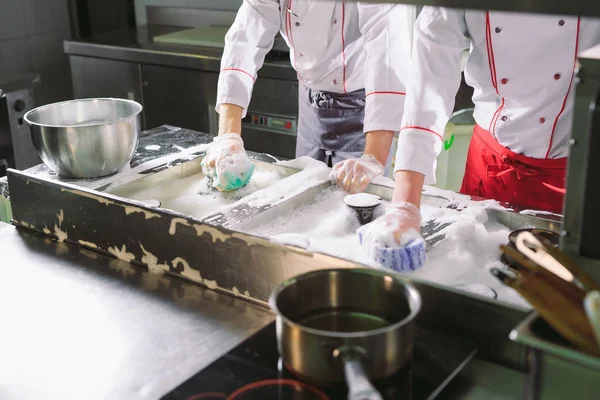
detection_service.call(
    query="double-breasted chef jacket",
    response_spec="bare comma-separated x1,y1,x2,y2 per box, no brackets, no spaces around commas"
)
395,8,600,212
216,0,415,157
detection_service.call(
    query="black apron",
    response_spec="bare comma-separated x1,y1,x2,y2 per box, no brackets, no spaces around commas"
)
296,85,366,166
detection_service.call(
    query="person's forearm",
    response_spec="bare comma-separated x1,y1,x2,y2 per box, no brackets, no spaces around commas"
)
364,130,395,166
392,170,425,208
218,104,244,135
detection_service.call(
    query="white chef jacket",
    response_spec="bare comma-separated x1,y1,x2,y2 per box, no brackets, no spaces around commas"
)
395,8,600,184
216,0,415,133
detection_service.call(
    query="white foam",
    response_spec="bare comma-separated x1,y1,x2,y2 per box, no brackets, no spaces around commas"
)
115,168,285,220
276,156,327,170
270,233,310,249
240,184,528,308
344,193,382,208
241,186,387,267
422,185,510,211
241,157,331,208
520,209,563,217
102,142,213,191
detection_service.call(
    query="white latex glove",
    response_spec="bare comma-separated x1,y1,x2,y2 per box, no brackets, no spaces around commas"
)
358,202,422,249
201,133,255,191
330,154,384,194
358,202,426,271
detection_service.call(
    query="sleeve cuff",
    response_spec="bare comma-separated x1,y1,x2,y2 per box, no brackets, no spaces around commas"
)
216,70,255,118
393,128,442,185
363,92,406,133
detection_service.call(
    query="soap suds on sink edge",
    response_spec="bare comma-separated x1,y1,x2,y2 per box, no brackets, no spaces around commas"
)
78,240,98,249
204,279,218,290
54,224,68,243
139,243,169,274
520,209,562,217
172,256,201,281
108,245,135,263
56,209,64,226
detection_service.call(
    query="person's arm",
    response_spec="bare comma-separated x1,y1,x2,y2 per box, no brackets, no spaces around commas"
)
358,3,417,154
358,7,470,255
394,7,470,207
218,104,244,135
392,170,425,205
364,130,394,166
331,4,416,193
216,0,280,135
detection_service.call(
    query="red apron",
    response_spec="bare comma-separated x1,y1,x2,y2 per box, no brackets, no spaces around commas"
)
460,125,567,214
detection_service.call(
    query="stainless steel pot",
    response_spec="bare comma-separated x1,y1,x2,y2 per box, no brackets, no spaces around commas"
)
24,98,142,178
269,268,421,400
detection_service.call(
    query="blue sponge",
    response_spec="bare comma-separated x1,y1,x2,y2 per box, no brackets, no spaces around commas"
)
358,232,427,272
219,163,256,191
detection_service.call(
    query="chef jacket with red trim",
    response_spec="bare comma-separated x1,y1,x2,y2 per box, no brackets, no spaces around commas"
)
216,0,415,133
395,8,600,184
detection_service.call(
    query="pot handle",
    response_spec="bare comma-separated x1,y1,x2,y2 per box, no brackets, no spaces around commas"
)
335,348,383,400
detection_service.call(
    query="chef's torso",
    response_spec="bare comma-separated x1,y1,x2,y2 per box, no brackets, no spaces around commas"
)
279,0,365,94
463,11,600,158
218,0,414,133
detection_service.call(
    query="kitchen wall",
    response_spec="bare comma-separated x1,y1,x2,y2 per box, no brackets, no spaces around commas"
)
134,0,242,25
0,0,73,106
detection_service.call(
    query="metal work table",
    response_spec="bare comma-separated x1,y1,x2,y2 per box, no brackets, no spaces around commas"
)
0,220,532,400
63,24,296,81
0,222,274,400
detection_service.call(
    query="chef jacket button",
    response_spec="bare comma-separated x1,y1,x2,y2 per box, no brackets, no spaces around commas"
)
333,79,337,85
554,73,561,80
501,78,508,84
495,27,502,33
501,116,508,122
559,20,565,26
334,19,337,24
295,22,300,27
539,117,546,124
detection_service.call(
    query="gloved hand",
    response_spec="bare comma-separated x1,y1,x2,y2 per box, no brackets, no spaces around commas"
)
330,154,384,194
357,202,426,272
358,201,422,247
201,133,256,191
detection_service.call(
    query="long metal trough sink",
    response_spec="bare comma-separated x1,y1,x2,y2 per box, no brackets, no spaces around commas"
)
6,154,565,373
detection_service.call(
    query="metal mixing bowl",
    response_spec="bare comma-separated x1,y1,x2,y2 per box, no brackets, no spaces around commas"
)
24,98,142,178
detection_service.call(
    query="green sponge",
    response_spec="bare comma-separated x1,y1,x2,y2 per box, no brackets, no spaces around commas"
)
215,162,256,191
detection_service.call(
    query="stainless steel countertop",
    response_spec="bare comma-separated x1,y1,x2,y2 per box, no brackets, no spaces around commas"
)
0,222,274,400
64,25,297,81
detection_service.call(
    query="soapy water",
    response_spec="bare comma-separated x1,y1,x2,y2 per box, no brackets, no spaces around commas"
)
239,186,384,266
113,153,528,307
114,168,286,220
239,183,529,308
415,205,528,308
112,156,328,222
239,157,332,208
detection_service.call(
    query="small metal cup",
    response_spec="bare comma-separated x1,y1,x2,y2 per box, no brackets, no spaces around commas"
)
344,194,382,225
